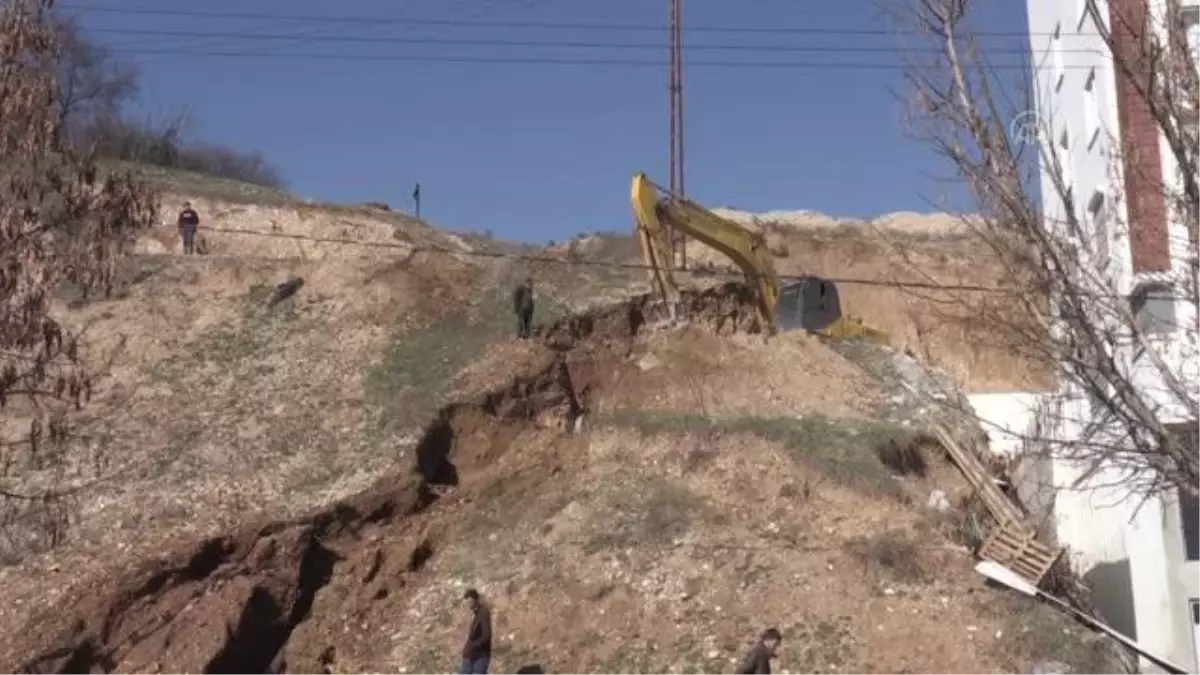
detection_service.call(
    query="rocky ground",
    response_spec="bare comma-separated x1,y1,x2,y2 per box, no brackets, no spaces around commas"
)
1,284,1123,674
0,171,1114,673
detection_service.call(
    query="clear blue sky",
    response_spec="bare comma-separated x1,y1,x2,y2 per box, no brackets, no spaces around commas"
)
72,0,1032,243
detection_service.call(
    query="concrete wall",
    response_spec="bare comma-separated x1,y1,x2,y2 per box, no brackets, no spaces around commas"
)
1026,0,1130,281
1025,1,1199,671
1014,390,1199,672
966,392,1042,457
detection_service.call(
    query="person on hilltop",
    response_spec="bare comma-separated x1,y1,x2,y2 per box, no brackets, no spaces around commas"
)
177,201,201,255
512,276,535,339
737,627,782,674
459,588,493,674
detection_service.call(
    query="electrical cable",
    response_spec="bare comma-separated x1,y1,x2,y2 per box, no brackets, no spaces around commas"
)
61,3,1079,38
187,223,1178,300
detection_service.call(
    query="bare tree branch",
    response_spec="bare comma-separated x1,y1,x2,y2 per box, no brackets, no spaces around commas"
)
0,0,159,562
885,0,1199,504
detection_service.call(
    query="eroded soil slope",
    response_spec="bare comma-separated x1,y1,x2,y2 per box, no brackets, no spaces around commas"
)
557,219,1052,393
2,286,1119,674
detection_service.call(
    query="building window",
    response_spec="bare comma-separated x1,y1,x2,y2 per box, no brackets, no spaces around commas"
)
1087,189,1109,266
1130,282,1178,335
1172,422,1200,561
1183,491,1199,561
1180,486,1200,562
1053,21,1066,91
1083,68,1101,150
1057,126,1074,205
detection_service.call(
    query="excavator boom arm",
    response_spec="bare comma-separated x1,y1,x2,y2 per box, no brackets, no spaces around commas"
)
630,172,780,333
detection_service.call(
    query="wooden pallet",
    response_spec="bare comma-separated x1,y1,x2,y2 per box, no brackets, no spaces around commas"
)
980,519,1064,585
933,424,1064,586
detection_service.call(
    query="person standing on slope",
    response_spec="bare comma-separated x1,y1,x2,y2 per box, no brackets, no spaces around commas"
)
459,588,493,674
737,628,782,674
512,277,535,339
177,201,200,255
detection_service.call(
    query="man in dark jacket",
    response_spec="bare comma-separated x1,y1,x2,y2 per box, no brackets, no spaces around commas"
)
459,589,492,674
737,628,782,674
512,277,534,339
178,202,200,255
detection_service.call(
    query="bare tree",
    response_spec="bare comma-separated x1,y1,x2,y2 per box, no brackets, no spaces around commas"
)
886,0,1198,501
0,0,158,561
52,17,288,188
54,13,138,129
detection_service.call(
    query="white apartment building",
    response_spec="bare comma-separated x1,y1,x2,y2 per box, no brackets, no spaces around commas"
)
1022,0,1200,672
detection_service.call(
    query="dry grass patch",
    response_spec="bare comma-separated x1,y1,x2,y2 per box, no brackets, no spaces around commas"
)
605,411,930,499
578,472,708,554
846,529,931,584
987,594,1130,674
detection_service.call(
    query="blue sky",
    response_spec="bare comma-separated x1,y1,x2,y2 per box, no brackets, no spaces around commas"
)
71,0,1033,243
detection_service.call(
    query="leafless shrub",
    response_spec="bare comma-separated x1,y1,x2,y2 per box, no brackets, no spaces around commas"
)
54,13,137,128
885,0,1199,502
847,529,930,583
51,18,286,189
77,111,288,189
0,0,158,559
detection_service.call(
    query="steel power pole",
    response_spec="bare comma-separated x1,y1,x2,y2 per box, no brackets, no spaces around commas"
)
668,0,686,270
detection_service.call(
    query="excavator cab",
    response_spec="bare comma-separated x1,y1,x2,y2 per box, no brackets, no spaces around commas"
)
776,276,843,333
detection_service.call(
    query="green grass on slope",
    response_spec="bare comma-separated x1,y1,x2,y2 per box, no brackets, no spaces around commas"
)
366,276,567,433
604,410,929,499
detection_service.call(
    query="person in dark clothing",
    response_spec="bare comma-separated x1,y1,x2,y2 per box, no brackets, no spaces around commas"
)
178,202,200,255
512,277,534,339
737,628,782,674
459,588,492,674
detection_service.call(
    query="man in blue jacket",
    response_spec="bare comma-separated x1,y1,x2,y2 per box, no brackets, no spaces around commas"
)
460,589,492,674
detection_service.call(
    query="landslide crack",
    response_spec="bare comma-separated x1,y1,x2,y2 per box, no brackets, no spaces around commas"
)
203,533,336,674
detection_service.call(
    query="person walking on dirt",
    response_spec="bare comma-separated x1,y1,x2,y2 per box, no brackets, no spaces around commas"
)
177,202,200,255
737,628,782,674
512,277,535,339
459,588,493,674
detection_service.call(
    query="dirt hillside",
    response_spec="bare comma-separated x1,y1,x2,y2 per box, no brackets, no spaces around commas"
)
0,170,1106,674
557,214,1050,393
138,163,1046,394
2,283,1120,674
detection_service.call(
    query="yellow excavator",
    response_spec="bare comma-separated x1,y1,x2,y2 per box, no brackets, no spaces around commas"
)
630,171,886,340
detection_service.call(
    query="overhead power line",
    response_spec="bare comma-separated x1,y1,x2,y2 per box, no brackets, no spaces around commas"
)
188,224,1164,300
65,4,1066,38
102,47,1105,71
91,27,1108,56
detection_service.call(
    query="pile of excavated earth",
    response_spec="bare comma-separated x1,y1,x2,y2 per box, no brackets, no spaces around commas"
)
0,174,1117,673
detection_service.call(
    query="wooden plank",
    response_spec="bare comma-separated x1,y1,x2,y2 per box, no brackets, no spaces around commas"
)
994,531,1043,552
934,425,1066,586
934,425,1026,528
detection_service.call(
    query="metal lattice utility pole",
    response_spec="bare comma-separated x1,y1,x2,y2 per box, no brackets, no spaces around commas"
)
668,0,686,269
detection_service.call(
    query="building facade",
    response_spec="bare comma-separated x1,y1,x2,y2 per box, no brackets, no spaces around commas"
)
1023,0,1199,671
